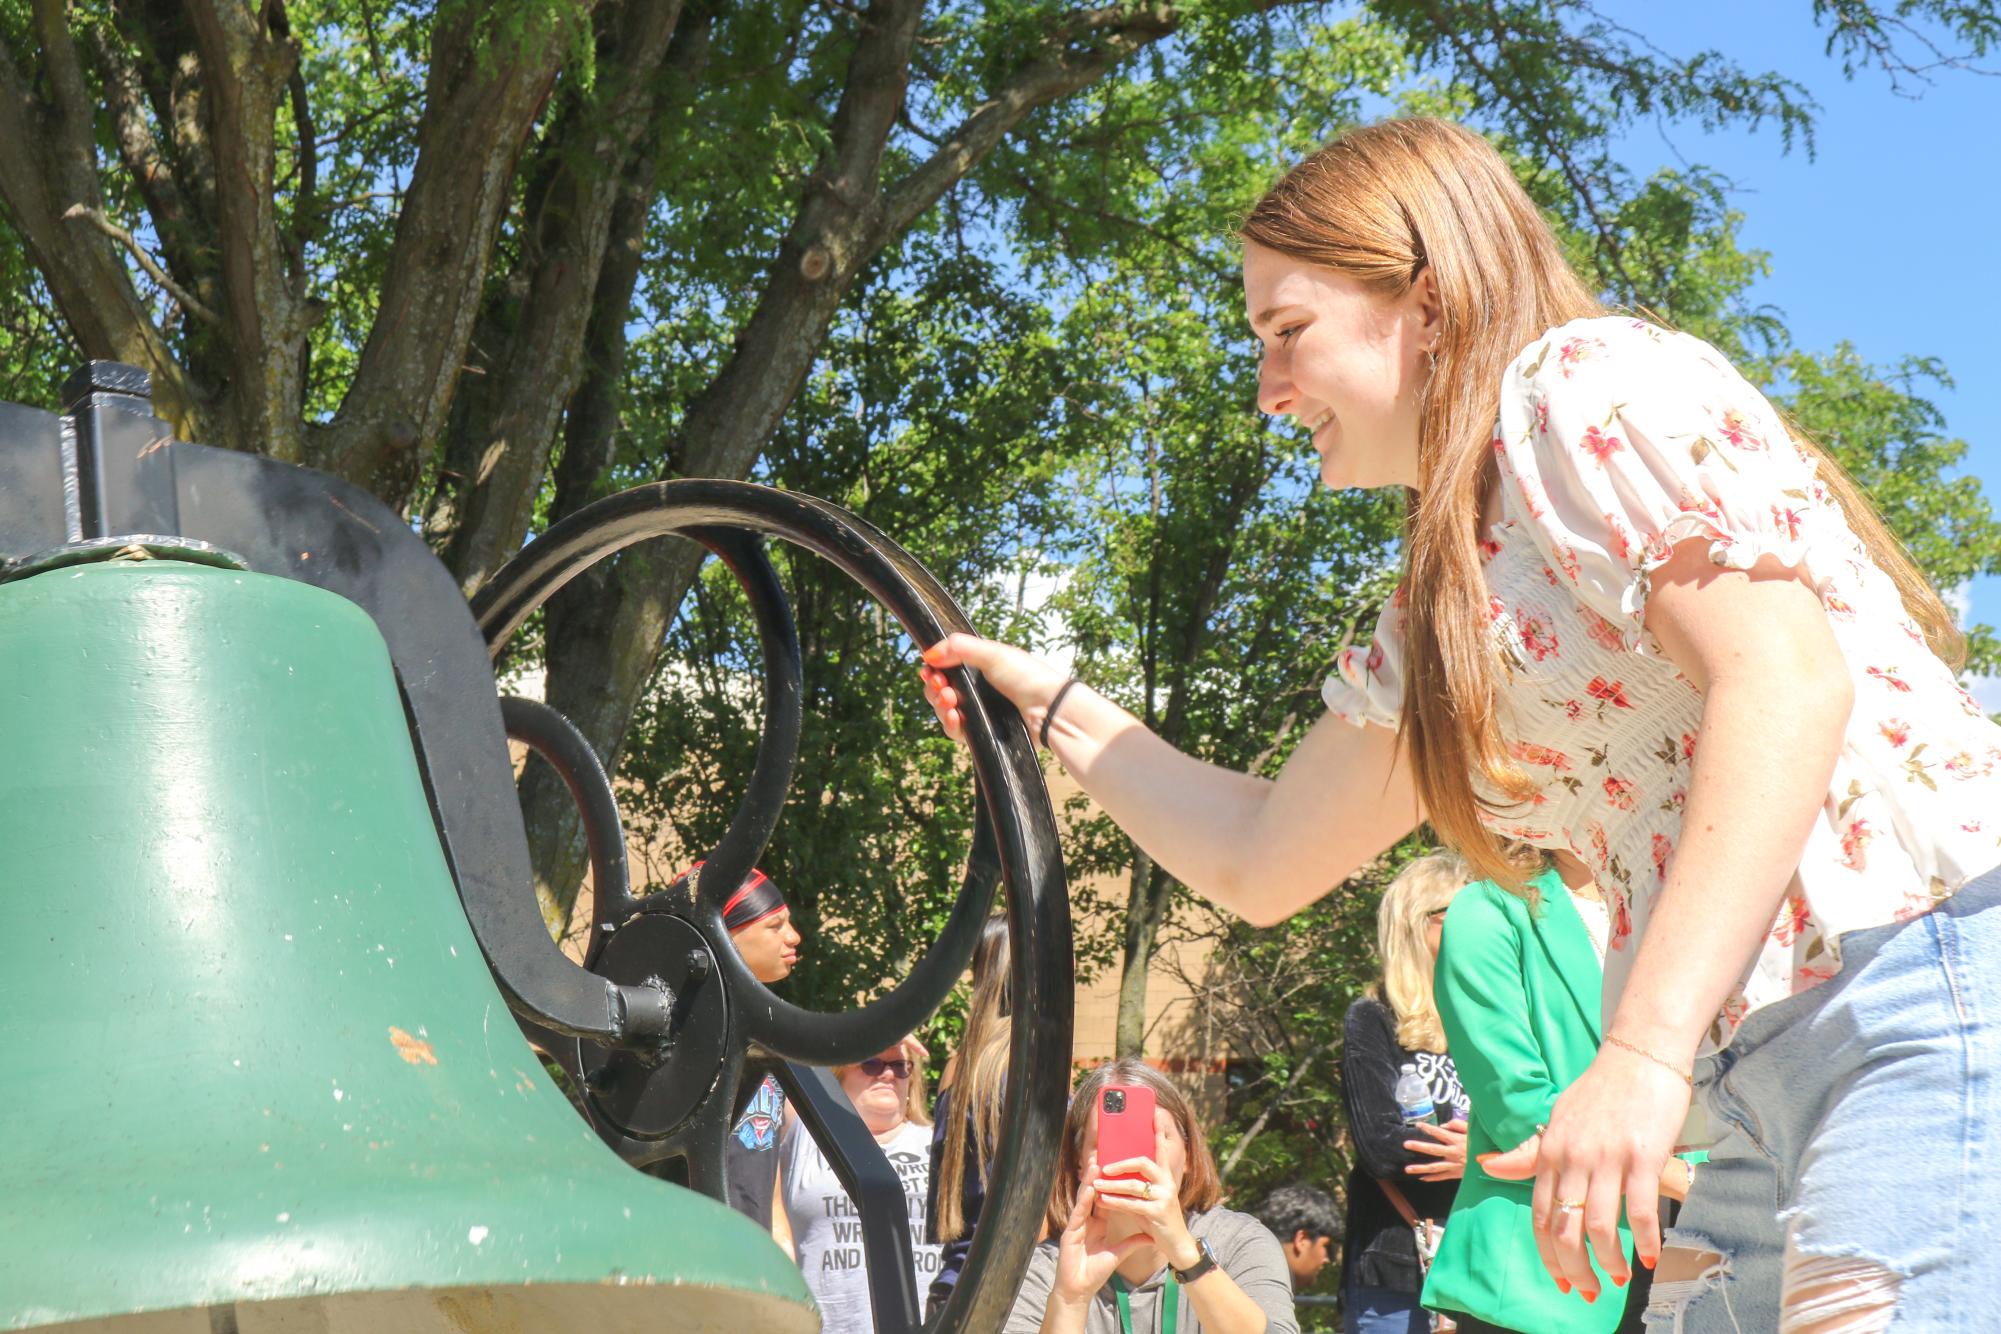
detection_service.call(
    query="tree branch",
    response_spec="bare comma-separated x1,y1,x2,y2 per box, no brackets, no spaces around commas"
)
61,204,221,328
31,0,93,137
431,0,689,594
876,7,1178,244
314,0,602,501
0,31,199,431
83,21,208,295
1219,1035,1335,1181
286,68,318,250
184,0,311,459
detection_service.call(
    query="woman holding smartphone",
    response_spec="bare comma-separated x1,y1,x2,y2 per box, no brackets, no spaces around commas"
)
1004,1059,1297,1334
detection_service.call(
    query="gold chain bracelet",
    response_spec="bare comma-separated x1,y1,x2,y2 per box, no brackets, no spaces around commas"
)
1602,1034,1695,1088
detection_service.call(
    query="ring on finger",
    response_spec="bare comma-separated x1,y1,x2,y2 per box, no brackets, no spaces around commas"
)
1554,1197,1585,1214
1139,1181,1153,1201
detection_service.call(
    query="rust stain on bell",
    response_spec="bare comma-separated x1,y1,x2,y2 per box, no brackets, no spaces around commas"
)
389,1026,438,1066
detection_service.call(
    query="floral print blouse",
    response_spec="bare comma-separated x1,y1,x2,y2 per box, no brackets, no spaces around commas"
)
1324,316,2001,1053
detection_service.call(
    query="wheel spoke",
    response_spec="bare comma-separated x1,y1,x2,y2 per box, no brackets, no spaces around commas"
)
499,695,637,950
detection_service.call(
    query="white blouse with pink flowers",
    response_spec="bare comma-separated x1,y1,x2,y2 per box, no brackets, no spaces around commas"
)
1324,315,2001,1053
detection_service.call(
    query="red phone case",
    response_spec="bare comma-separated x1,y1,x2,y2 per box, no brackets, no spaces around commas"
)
1097,1083,1157,1180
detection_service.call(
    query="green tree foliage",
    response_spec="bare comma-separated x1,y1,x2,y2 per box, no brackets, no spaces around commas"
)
1774,346,2001,669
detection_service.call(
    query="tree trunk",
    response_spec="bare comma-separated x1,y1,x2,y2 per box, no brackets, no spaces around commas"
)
307,2,598,504
183,0,310,463
1114,859,1173,1058
429,0,685,594
517,133,665,930
0,14,201,431
1107,450,1270,1059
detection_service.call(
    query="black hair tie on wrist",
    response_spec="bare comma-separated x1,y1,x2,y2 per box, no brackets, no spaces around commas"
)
1039,677,1080,751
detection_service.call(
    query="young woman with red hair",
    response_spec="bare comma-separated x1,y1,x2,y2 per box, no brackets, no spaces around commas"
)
922,117,2001,1331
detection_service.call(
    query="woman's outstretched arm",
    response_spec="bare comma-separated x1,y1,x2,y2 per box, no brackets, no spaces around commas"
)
922,634,1420,925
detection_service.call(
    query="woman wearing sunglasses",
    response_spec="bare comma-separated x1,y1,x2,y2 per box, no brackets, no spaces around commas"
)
772,1036,941,1333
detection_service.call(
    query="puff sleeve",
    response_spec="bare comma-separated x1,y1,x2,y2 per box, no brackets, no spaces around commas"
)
1496,318,1833,655
1323,587,1408,728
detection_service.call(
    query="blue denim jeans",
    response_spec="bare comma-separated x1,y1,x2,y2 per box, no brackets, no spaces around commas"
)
1344,1284,1430,1334
1644,863,2001,1331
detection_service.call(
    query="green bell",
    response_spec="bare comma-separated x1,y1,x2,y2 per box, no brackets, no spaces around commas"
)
0,557,817,1332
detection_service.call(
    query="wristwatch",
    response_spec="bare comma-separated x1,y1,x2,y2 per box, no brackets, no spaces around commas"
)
1171,1237,1220,1284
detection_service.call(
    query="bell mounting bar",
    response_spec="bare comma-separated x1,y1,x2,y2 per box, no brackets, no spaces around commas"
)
0,361,672,1047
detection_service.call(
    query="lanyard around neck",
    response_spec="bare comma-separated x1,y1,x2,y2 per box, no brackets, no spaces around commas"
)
1110,1271,1179,1334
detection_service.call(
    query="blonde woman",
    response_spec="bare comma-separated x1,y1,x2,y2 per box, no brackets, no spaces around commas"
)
925,913,1011,1319
1339,852,1472,1333
772,1035,939,1334
922,115,2001,1331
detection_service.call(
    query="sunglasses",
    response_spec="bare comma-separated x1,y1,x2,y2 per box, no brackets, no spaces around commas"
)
859,1057,913,1079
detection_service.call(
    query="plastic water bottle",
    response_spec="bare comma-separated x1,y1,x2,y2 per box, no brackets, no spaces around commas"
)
1394,1064,1438,1127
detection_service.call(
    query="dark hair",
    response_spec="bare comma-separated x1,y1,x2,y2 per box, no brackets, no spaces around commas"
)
1254,1183,1342,1245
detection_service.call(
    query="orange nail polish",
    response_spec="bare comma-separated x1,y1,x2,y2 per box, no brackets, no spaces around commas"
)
1640,1253,1657,1271
1555,1280,1570,1295
921,644,946,665
1612,1274,1628,1288
1581,1289,1598,1304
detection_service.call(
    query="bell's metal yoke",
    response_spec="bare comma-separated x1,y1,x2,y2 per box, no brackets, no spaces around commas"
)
0,361,657,1048
0,363,1075,1334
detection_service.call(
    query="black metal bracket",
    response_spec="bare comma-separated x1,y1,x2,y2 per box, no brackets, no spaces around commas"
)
0,363,670,1046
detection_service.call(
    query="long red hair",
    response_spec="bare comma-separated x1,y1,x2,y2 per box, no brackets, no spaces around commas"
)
1241,118,1959,889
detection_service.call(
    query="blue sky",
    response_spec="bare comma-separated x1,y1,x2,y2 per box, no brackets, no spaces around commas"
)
1598,2,2001,664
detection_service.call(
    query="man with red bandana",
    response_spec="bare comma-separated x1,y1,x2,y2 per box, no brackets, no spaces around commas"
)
670,864,804,1230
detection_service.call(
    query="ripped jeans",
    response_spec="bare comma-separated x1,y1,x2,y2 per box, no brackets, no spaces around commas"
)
1644,864,2001,1332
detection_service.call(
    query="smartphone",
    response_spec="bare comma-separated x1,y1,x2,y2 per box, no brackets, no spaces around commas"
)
1097,1083,1157,1181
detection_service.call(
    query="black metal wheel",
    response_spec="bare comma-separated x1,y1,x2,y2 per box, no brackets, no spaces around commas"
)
473,480,1072,1334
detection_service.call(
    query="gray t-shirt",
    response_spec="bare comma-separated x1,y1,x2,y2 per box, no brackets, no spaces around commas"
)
1003,1206,1300,1334
781,1115,941,1334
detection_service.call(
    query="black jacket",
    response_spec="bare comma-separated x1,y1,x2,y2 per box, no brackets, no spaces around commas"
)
1339,995,1463,1295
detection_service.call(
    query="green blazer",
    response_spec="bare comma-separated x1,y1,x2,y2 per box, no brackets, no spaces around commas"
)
1420,869,1624,1333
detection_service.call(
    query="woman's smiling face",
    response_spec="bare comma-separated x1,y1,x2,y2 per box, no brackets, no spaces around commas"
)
1243,240,1438,493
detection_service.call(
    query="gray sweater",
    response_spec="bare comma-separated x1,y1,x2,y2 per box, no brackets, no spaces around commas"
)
1002,1206,1300,1334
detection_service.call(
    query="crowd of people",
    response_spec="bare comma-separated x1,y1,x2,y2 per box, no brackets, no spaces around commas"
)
710,869,1333,1333
702,110,2000,1332
713,847,1701,1333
